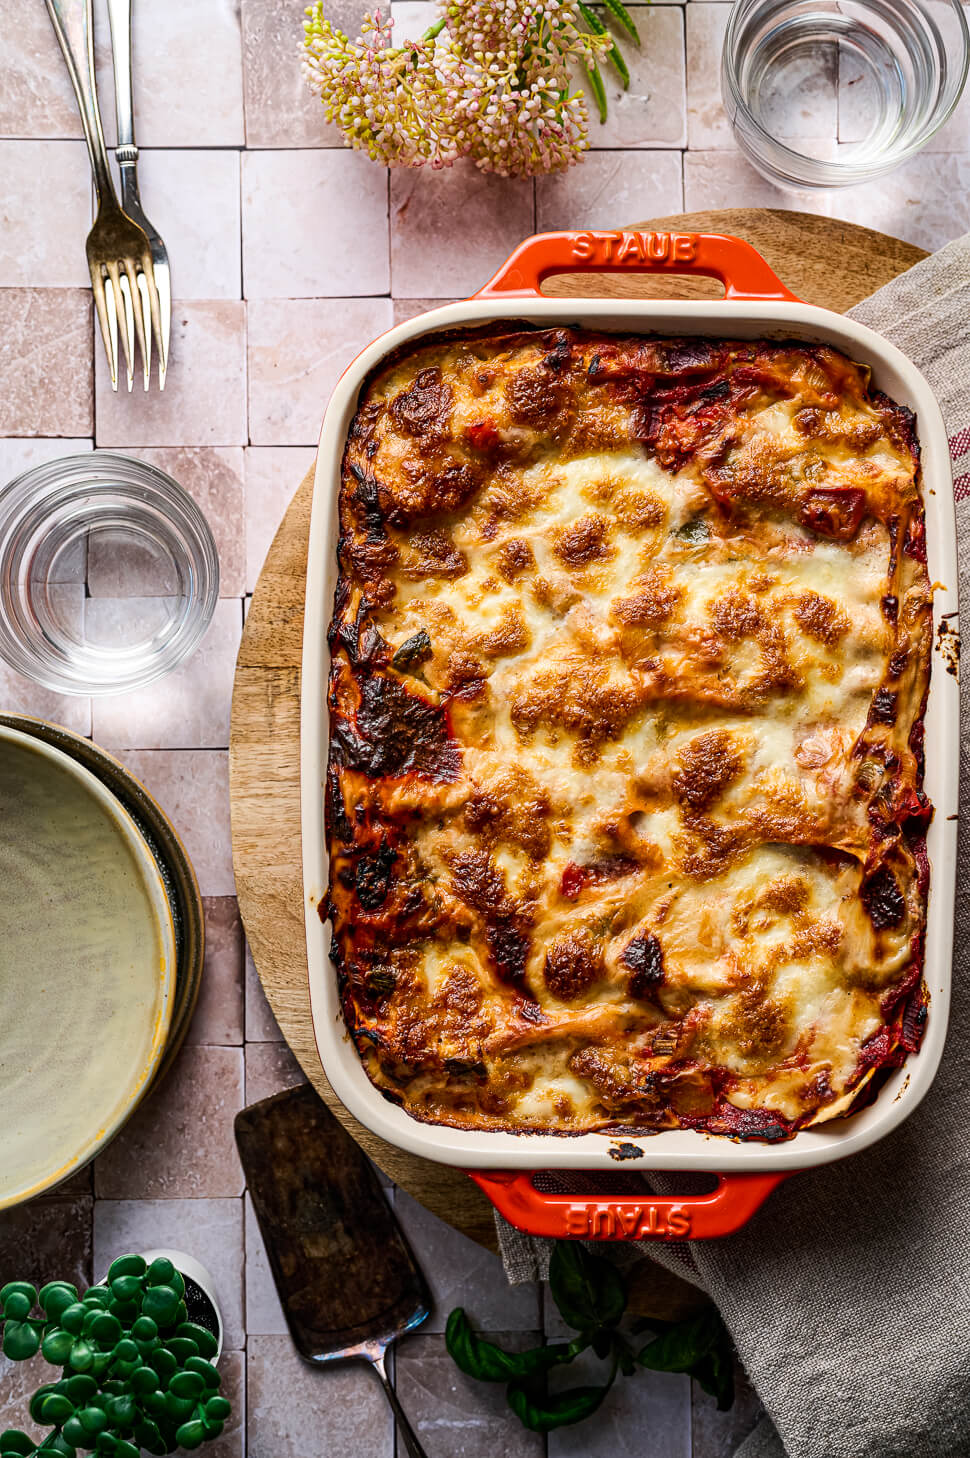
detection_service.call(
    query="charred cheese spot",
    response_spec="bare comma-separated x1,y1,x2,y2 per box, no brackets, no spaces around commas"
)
673,730,744,812
543,930,603,1001
497,538,535,582
793,591,850,645
553,513,615,568
329,327,931,1139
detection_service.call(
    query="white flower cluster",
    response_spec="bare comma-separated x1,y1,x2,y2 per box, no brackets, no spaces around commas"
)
302,1,614,177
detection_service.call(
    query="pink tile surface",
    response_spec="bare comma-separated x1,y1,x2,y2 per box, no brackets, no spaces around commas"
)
113,150,242,300
0,662,91,736
0,141,92,287
245,445,316,590
92,1197,245,1348
247,1334,394,1458
90,598,243,751
0,437,92,481
584,5,687,150
244,1041,308,1106
536,150,684,232
242,0,344,148
684,149,836,214
390,162,535,297
94,1044,244,1200
131,446,247,599
242,149,390,296
247,296,393,445
0,0,85,139
92,0,245,148
245,944,285,1042
686,3,733,150
189,896,246,1046
0,289,93,436
95,301,248,448
118,749,234,894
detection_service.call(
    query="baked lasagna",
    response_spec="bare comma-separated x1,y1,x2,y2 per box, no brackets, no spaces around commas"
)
324,326,932,1141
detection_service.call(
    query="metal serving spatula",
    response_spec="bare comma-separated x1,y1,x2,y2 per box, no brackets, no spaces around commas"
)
234,1085,432,1458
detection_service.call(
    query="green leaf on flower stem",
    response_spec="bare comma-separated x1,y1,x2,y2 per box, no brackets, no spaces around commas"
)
586,59,609,123
602,0,641,45
548,1243,626,1332
185,1356,220,1389
113,1443,139,1458
166,1337,198,1364
506,1374,615,1433
2,1321,40,1361
130,1316,158,1343
64,1376,97,1405
36,1395,74,1427
108,1275,142,1304
81,1288,110,1310
577,2,630,88
445,1310,584,1384
203,1397,231,1423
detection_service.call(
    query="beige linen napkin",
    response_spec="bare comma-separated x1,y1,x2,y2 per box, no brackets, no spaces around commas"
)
496,232,970,1458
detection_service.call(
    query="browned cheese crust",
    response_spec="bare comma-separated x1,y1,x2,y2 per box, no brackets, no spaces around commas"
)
324,327,932,1141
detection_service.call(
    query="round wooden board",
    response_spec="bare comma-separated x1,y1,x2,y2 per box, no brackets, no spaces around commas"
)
229,209,927,1268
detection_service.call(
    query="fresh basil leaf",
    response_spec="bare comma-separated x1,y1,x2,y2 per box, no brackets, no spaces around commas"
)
637,1306,735,1406
445,1309,583,1383
548,1244,626,1332
693,1345,736,1411
507,1377,613,1433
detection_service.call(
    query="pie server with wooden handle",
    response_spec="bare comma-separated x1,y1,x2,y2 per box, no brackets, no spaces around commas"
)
234,1084,432,1458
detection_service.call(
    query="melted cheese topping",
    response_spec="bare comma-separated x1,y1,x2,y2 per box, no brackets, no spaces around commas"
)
326,328,932,1140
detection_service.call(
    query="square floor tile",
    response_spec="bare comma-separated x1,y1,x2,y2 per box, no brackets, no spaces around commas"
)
584,6,687,150
0,1194,92,1291
243,0,371,147
547,1349,691,1458
90,598,243,751
126,446,247,599
245,445,316,590
95,300,247,448
247,297,393,445
686,3,733,149
207,1350,245,1458
94,1044,244,1199
122,756,233,897
93,0,244,147
0,661,91,736
247,1333,394,1458
242,150,389,297
93,1197,245,1348
188,896,246,1047
684,150,834,215
536,150,683,232
830,149,970,253
112,150,242,300
244,1041,308,1106
395,1332,544,1458
244,1193,288,1336
0,289,93,436
394,1190,540,1334
0,0,85,139
245,944,285,1041
391,162,534,297
691,1359,765,1458
0,141,91,287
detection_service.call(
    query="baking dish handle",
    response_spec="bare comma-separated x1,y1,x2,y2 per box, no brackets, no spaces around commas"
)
474,230,800,303
468,1170,790,1240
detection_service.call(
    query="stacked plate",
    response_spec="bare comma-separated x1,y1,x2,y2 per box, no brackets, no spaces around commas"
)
0,716,204,1209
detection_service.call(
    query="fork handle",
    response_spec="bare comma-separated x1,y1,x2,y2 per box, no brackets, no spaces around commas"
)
45,0,116,204
104,0,136,156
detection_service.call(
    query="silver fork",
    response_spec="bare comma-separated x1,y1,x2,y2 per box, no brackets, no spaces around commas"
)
105,0,171,389
45,0,162,392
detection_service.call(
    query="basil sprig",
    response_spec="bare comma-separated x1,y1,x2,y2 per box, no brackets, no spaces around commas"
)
446,1244,736,1433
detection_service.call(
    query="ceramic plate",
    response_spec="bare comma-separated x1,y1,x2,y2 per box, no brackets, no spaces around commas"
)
0,725,176,1207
